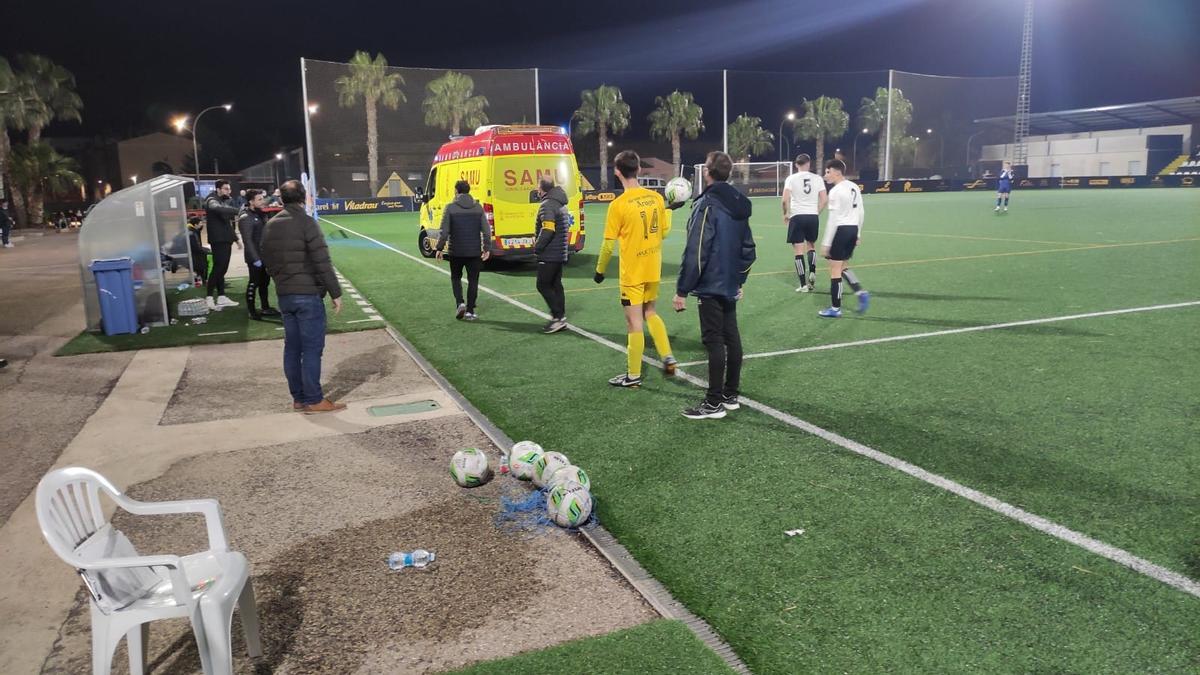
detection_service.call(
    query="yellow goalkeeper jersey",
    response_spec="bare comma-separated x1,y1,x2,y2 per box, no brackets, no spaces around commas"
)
603,187,672,286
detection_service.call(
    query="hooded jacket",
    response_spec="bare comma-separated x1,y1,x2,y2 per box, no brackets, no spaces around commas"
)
532,186,570,263
237,207,268,264
676,181,756,300
436,192,493,257
203,191,241,244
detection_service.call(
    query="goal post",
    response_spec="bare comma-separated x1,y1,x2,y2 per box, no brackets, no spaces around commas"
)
692,161,793,197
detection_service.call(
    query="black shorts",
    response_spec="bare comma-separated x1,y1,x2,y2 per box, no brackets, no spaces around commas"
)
827,226,859,261
787,214,820,244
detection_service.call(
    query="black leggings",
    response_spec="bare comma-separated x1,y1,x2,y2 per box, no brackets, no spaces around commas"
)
449,256,482,312
698,296,742,403
536,261,565,320
207,242,232,297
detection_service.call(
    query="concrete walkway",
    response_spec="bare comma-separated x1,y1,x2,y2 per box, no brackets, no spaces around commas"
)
0,328,654,673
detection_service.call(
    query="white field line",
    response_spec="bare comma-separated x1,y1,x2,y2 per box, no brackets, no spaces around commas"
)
676,301,1200,367
197,331,238,337
345,317,384,324
320,216,1200,599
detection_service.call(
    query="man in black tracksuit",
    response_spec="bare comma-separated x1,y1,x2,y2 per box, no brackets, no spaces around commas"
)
674,151,757,420
187,217,209,285
435,180,493,321
532,177,571,333
204,179,242,310
238,189,278,319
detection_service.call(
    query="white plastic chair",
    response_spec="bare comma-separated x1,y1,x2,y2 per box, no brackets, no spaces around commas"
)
36,467,262,675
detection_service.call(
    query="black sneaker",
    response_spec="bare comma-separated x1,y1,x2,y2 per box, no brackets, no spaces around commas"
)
455,303,467,320
721,394,740,410
682,400,727,419
608,373,642,388
260,307,281,317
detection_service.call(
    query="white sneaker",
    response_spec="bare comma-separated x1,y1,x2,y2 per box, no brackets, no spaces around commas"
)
1003,207,1008,212
216,295,239,307
206,296,218,311
2,243,12,248
994,206,1000,212
796,284,810,293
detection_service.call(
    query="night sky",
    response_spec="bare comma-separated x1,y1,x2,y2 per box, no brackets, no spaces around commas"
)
4,0,1198,168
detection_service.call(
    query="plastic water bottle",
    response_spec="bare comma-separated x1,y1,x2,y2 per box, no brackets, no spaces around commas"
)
387,549,435,570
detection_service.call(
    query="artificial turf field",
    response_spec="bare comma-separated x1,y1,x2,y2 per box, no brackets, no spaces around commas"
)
323,188,1199,672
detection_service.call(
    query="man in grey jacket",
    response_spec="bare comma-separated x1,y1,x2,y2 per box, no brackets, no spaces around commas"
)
435,180,492,320
237,189,277,319
532,177,571,333
260,180,345,414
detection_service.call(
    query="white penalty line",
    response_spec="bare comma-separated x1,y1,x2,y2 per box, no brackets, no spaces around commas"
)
320,216,1200,599
197,330,238,337
676,301,1200,367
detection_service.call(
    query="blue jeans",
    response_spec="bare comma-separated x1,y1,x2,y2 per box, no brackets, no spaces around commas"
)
278,294,327,405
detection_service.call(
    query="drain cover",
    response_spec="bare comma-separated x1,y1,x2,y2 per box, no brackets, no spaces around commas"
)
367,400,440,417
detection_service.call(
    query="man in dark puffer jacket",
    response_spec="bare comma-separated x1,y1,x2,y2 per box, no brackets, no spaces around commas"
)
260,180,345,414
435,180,493,321
532,177,571,333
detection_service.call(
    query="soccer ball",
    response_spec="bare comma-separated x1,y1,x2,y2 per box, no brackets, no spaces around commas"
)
664,177,692,205
533,451,571,488
508,441,544,481
450,448,492,488
547,465,591,492
546,480,593,528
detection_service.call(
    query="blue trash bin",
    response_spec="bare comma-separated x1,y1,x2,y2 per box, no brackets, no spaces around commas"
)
89,258,139,336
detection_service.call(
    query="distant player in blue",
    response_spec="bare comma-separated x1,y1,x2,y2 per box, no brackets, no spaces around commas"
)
995,161,1014,212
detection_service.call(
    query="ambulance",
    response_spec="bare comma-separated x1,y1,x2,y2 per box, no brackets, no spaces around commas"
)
414,125,585,260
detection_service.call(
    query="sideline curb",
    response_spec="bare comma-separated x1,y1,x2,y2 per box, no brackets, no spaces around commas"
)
382,324,751,674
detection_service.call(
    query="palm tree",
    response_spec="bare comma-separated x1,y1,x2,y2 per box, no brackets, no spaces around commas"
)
857,86,914,173
792,96,849,174
15,54,82,143
1,57,40,227
423,71,489,136
335,51,406,195
572,85,630,190
9,142,82,225
647,90,704,175
726,114,774,185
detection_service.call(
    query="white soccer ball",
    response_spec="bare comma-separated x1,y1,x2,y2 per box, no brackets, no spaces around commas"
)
533,451,570,488
664,177,692,205
508,441,544,481
547,464,591,492
546,480,593,528
450,448,492,488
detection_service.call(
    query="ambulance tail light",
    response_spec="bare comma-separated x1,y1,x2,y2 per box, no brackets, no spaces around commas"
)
578,200,585,228
483,202,494,225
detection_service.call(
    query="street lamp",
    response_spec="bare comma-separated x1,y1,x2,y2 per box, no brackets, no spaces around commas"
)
274,153,284,186
307,103,319,115
171,103,233,180
852,128,869,176
778,111,796,165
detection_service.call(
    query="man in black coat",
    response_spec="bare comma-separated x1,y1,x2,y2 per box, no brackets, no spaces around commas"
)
203,179,242,310
260,180,345,414
435,180,492,320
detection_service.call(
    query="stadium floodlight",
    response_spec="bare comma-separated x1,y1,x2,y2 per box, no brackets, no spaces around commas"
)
926,128,933,134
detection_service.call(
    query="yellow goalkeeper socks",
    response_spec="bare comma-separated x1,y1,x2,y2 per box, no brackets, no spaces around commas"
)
627,332,645,378
646,314,672,360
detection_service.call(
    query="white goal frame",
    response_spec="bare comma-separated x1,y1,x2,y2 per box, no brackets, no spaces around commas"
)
692,161,794,197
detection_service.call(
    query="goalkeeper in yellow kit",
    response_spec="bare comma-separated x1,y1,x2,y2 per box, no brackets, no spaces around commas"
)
594,150,680,387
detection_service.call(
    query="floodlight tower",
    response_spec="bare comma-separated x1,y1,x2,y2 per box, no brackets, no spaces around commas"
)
1013,0,1034,178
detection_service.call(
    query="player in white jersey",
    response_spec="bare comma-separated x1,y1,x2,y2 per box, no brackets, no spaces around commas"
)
781,154,827,292
818,159,869,318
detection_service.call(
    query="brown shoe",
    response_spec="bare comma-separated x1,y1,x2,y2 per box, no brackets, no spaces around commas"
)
303,399,347,414
293,401,306,411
